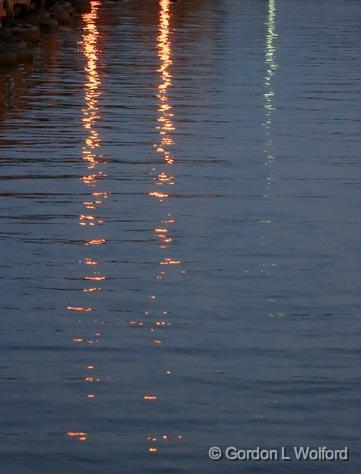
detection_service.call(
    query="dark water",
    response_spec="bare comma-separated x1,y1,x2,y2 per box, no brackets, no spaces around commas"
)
0,0,360,472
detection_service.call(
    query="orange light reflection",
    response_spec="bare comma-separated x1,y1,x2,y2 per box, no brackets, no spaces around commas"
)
155,0,175,169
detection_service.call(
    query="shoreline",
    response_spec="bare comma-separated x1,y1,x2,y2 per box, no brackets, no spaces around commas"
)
0,0,91,67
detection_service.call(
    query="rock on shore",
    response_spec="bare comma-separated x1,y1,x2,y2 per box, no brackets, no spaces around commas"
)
0,0,90,68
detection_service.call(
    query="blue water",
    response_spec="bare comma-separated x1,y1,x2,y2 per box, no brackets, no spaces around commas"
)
0,0,360,472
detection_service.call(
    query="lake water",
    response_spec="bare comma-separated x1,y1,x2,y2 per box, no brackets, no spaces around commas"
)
0,0,360,472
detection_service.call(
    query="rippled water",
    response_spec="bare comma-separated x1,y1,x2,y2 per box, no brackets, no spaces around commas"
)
0,0,360,472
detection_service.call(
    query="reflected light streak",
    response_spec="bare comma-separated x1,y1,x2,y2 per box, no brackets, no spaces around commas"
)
68,0,107,416
79,0,107,245
149,191,169,201
261,0,280,314
84,274,106,281
156,171,174,185
264,0,277,166
143,0,184,451
67,432,88,442
160,257,181,265
67,305,92,312
155,0,175,167
85,238,106,246
144,395,158,401
264,0,278,203
81,0,102,174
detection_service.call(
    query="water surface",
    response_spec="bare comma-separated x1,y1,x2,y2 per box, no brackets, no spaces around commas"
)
0,0,360,472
